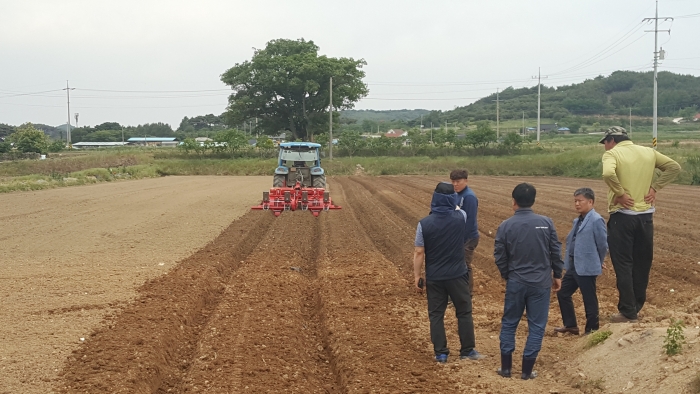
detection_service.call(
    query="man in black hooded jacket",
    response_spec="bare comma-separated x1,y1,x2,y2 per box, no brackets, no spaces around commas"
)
413,182,485,363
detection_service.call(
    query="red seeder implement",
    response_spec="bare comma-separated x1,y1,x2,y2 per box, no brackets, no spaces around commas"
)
251,181,341,217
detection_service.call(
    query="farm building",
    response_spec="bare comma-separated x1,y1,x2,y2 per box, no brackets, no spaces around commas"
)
127,137,179,147
385,129,407,138
72,142,129,149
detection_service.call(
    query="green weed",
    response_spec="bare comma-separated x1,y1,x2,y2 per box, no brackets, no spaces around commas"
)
585,330,613,349
663,319,686,356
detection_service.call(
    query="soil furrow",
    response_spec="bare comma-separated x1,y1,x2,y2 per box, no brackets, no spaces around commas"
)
175,212,341,393
56,211,275,393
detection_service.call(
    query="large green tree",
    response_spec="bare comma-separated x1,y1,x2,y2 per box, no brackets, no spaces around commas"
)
221,38,368,141
9,123,50,153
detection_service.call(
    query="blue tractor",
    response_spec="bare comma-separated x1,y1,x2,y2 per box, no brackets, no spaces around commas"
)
273,142,326,189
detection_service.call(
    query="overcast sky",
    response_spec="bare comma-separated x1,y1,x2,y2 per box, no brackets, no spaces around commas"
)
1,0,698,128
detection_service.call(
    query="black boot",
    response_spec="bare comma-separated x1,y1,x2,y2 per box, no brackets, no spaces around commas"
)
521,357,538,380
496,353,512,378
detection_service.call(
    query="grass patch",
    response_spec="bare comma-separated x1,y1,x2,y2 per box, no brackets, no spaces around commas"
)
585,330,613,349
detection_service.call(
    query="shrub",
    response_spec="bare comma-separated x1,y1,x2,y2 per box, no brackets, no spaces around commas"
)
686,156,700,185
663,319,685,356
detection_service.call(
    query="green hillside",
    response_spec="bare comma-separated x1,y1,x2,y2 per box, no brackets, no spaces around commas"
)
340,109,430,123
421,71,700,130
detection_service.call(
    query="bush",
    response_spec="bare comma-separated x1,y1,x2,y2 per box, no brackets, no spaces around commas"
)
663,319,685,356
47,140,65,152
0,141,11,153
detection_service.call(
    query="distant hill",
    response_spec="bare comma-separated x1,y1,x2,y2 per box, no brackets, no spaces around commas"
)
340,109,430,123
424,70,700,126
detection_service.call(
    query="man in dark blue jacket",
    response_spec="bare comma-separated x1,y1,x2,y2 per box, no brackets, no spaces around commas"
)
555,188,608,335
414,182,484,363
450,169,479,294
494,183,563,380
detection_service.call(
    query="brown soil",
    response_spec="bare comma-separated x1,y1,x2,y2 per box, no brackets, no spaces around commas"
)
1,175,699,393
0,176,271,394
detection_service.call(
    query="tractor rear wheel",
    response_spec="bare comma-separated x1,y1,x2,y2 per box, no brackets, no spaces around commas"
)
312,174,326,189
273,174,286,188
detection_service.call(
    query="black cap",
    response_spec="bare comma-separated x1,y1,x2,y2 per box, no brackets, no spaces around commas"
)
434,182,455,194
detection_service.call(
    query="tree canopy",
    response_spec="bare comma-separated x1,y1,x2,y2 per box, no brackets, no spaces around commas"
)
9,123,50,153
221,38,368,141
425,71,700,124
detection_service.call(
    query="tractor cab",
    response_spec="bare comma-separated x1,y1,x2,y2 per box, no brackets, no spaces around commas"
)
274,142,326,189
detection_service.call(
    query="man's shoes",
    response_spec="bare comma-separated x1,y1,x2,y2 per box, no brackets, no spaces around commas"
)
435,353,448,363
521,357,538,380
554,326,580,335
460,349,486,361
611,313,638,323
497,353,512,378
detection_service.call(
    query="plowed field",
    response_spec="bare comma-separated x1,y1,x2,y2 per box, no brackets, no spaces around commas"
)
2,175,699,393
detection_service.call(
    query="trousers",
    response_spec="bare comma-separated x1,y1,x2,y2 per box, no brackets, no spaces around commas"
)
426,274,476,356
608,213,653,319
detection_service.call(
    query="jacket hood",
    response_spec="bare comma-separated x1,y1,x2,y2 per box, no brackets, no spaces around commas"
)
430,192,457,215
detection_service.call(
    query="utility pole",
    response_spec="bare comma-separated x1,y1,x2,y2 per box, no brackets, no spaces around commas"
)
643,0,672,150
492,88,500,139
62,81,75,147
532,68,548,144
629,108,632,136
522,111,525,136
329,76,333,160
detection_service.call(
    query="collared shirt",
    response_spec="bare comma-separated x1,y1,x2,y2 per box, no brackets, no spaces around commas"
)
602,140,681,214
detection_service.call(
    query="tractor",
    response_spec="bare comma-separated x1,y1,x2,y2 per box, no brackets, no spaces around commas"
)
252,142,340,216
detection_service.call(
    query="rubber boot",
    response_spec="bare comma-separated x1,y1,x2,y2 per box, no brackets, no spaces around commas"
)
521,357,538,380
496,353,512,378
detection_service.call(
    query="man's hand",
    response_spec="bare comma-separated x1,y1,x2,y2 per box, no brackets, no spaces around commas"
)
644,187,656,204
552,278,562,292
414,276,424,294
614,193,635,209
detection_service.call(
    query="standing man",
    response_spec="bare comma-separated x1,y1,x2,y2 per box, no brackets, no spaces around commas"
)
600,127,681,323
414,182,484,363
494,183,563,380
450,169,479,294
555,188,608,336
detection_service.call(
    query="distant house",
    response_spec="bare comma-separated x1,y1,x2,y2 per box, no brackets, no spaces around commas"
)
540,124,558,132
127,137,179,147
694,114,700,122
557,127,571,134
385,129,407,138
72,142,129,149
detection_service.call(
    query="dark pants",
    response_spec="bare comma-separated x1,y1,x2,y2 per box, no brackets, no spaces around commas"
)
426,274,476,356
464,238,479,294
557,268,599,333
499,279,550,359
608,212,654,319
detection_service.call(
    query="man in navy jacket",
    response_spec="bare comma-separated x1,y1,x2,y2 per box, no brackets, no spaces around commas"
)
555,188,608,335
494,183,563,380
450,169,479,294
413,182,484,363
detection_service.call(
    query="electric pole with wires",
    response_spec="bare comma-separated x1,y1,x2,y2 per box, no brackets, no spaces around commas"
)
643,0,673,150
492,88,500,139
532,68,548,144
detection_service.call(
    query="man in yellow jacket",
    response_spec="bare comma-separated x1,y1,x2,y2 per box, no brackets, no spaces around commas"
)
600,126,681,323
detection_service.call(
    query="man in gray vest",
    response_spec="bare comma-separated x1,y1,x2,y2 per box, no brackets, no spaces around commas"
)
413,182,485,363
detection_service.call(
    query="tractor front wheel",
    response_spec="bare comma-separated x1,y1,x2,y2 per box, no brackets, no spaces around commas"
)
273,174,286,188
312,174,326,189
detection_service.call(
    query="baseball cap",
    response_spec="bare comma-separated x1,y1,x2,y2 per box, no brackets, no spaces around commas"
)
434,182,455,194
598,126,628,144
